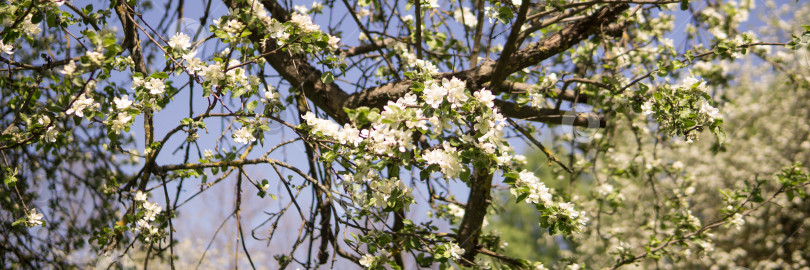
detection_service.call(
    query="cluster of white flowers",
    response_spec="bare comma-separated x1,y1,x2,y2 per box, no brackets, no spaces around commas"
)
290,13,320,33
473,89,495,108
114,95,133,110
267,20,289,44
447,203,465,219
66,94,99,118
218,18,245,38
59,60,77,76
25,208,44,227
472,107,507,155
727,213,745,230
697,99,722,122
132,76,166,95
423,142,464,178
445,242,465,260
556,202,587,227
513,170,553,205
168,32,192,51
145,78,166,95
203,149,215,160
365,123,415,154
327,35,341,51
369,177,412,208
19,14,42,36
412,59,439,76
232,126,256,144
201,62,227,85
86,51,105,66
35,116,59,143
109,113,133,134
132,191,162,242
641,99,654,115
453,7,476,28
180,50,204,75
422,78,468,108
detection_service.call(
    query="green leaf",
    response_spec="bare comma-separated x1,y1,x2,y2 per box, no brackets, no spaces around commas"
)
516,193,529,204
246,100,259,111
680,0,689,10
151,72,169,79
4,175,17,187
320,71,334,84
11,217,26,227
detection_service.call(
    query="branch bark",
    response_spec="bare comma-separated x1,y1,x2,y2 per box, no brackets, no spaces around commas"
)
229,0,628,126
455,166,493,266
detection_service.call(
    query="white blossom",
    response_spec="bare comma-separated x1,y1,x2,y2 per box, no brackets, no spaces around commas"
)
21,15,41,35
514,170,553,205
327,35,341,51
423,142,463,178
202,63,226,84
221,19,245,37
641,100,654,115
677,76,707,92
290,13,320,32
0,41,13,55
168,32,192,50
110,113,132,134
697,99,722,121
142,201,162,221
474,89,495,108
267,21,289,41
134,191,147,202
453,7,476,28
182,50,204,74
66,94,97,118
59,60,76,76
359,254,375,268
442,77,468,107
86,51,105,66
728,213,745,230
422,82,447,108
447,242,465,260
303,112,341,138
413,59,438,76
114,95,133,110
44,126,58,143
233,126,256,144
26,208,44,227
145,78,166,95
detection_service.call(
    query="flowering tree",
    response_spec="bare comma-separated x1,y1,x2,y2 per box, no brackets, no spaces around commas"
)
1,0,809,268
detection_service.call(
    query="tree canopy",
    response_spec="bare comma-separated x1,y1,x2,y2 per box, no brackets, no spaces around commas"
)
1,0,810,268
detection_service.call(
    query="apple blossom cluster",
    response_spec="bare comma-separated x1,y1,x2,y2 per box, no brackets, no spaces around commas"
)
66,94,100,118
639,76,725,143
131,191,163,242
232,126,257,144
0,13,42,38
358,240,465,269
302,68,587,237
24,208,44,227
